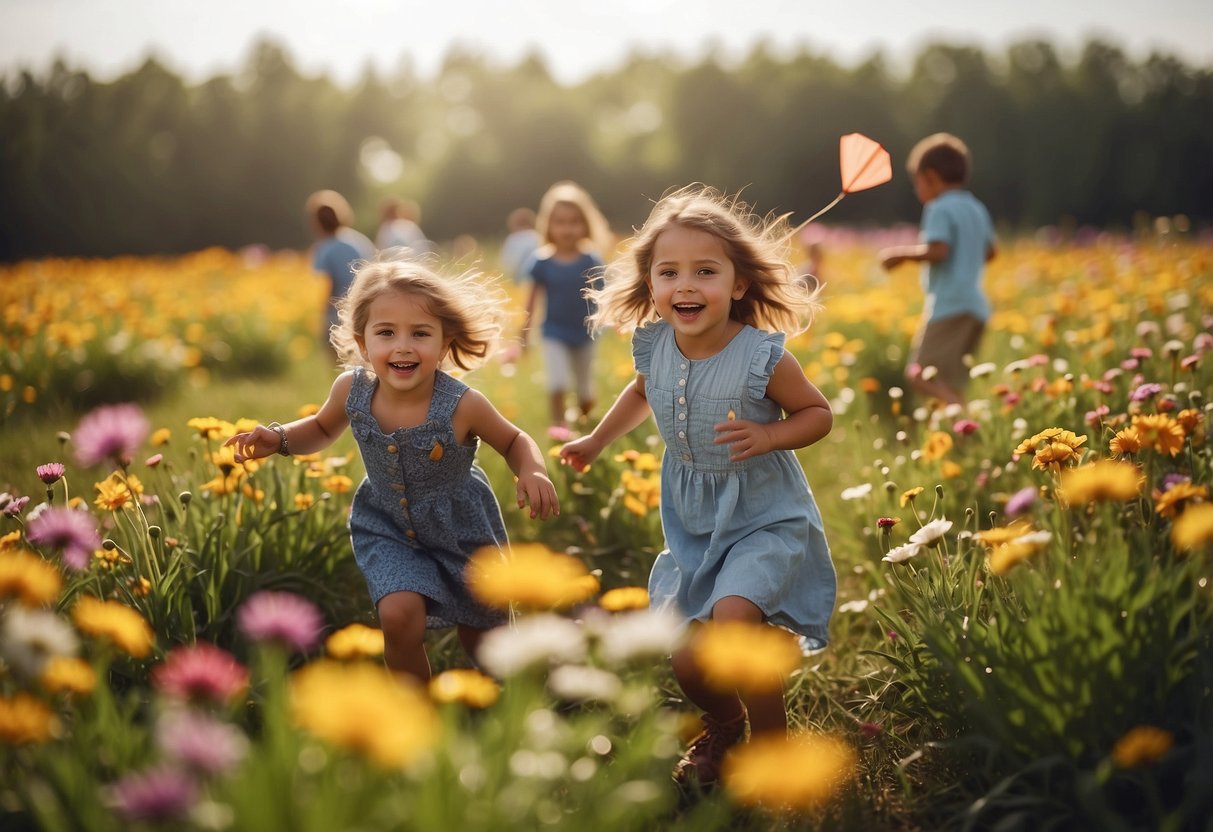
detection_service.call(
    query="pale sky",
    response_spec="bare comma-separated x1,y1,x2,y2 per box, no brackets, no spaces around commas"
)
2,0,1211,85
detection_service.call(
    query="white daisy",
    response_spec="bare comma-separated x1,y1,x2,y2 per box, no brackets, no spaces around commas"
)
476,614,586,678
909,519,954,546
882,543,924,564
840,483,873,501
548,665,622,703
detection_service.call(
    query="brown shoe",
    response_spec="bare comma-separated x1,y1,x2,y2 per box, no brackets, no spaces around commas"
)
672,708,748,789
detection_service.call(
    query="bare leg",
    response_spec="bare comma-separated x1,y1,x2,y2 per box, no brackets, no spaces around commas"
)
549,390,567,427
457,624,487,666
577,397,595,422
709,595,787,737
377,591,431,681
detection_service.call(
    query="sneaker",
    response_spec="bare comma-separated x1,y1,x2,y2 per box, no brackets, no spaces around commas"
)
672,708,748,789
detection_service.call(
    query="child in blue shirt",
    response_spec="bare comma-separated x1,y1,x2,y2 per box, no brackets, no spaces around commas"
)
879,133,997,405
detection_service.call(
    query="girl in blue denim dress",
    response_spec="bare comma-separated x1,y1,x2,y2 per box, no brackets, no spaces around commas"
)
228,258,559,682
560,186,836,788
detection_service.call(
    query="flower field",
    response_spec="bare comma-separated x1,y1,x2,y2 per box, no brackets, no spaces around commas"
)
1,235,1211,830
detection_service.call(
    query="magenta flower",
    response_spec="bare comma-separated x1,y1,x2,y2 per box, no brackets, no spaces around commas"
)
2,494,30,516
26,507,101,570
1085,405,1110,427
952,419,979,436
106,765,198,823
151,643,249,704
1027,354,1049,367
237,591,324,653
876,517,899,529
73,403,150,467
145,453,164,468
156,710,249,775
1130,347,1153,360
1005,486,1037,518
37,463,66,484
1130,382,1164,403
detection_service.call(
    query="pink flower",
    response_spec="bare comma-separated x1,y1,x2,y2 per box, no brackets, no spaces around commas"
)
26,506,101,570
152,643,249,703
952,419,979,435
1085,405,1110,427
37,463,66,484
2,494,29,516
145,453,163,468
156,709,249,775
1130,383,1163,402
546,425,575,442
106,765,198,823
1130,347,1153,360
1027,354,1049,367
859,722,884,738
1005,486,1037,518
74,403,151,467
876,517,899,529
237,591,324,653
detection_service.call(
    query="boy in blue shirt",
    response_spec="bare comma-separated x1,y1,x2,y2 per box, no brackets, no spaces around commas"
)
879,133,997,405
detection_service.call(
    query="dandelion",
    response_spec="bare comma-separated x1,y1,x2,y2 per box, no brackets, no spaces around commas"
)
476,614,587,677
0,693,59,745
722,732,857,810
466,544,599,611
73,403,151,467
899,486,924,507
290,659,439,768
237,591,324,653
1,607,80,678
106,766,198,823
36,463,66,484
39,656,96,696
1111,726,1173,769
156,709,249,775
25,506,101,571
1058,460,1144,506
908,518,952,547
72,596,155,658
151,643,249,704
882,542,923,564
1110,426,1142,457
1171,503,1213,552
598,586,649,612
692,620,801,694
325,623,386,660
0,549,62,606
1153,481,1206,519
429,669,500,708
1131,413,1184,456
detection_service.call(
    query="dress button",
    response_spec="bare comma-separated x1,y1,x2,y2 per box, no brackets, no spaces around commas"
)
399,497,408,507
390,483,405,492
678,396,686,404
678,379,686,387
678,412,686,421
681,453,691,461
405,529,417,539
386,444,398,454
678,431,686,439
680,363,687,370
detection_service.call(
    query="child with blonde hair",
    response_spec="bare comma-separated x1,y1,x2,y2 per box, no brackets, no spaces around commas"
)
559,185,836,789
228,257,559,680
519,181,612,437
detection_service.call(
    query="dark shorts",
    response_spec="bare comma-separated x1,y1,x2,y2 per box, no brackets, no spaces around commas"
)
911,313,985,391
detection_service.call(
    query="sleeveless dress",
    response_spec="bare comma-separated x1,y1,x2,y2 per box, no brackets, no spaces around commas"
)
634,320,836,648
346,367,509,629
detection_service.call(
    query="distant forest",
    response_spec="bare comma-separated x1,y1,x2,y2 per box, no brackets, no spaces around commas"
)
1,37,1210,260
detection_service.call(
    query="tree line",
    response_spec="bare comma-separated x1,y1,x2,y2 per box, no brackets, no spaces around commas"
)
1,37,1210,261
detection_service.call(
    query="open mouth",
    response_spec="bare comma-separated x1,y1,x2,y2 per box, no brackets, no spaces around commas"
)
672,302,704,318
388,361,419,373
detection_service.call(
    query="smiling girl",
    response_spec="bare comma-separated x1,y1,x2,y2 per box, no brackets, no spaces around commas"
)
559,185,837,789
228,258,559,681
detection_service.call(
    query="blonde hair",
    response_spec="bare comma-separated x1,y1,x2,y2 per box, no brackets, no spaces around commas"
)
331,257,506,372
535,180,613,256
590,185,821,336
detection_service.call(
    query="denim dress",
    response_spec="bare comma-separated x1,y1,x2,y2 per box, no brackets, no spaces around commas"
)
634,321,836,648
346,367,508,629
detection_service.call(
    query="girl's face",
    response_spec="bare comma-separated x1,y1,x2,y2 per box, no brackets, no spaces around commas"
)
355,290,451,397
548,202,589,251
646,224,748,347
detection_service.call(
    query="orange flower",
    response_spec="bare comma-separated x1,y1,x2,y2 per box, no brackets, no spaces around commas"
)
1109,426,1141,457
1153,481,1207,519
1131,414,1184,456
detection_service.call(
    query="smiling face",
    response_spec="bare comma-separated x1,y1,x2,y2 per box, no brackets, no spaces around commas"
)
354,290,450,396
646,223,749,354
547,201,589,254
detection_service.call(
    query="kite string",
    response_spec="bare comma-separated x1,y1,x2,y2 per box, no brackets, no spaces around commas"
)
789,190,845,238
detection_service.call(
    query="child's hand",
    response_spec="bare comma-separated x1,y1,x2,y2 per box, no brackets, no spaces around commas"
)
516,471,560,519
879,252,906,271
558,436,601,473
224,426,280,462
713,419,774,462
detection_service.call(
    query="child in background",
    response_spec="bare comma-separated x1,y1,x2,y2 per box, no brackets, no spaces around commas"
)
307,189,375,341
375,196,434,256
499,207,541,284
227,258,559,680
878,133,997,405
519,181,612,437
559,185,836,789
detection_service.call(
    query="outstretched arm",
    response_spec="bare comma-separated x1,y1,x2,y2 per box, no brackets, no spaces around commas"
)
713,352,831,462
455,389,559,519
879,241,949,270
559,375,651,471
226,372,354,460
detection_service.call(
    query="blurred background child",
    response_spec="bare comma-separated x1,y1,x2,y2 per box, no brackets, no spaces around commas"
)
499,207,541,284
375,196,434,256
307,189,375,344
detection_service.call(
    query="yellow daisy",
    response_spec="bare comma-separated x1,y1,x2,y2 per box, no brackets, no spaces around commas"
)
325,623,386,660
692,621,802,694
0,693,59,745
0,550,62,606
722,732,857,809
39,656,97,696
466,544,599,611
1131,414,1184,456
429,668,500,709
1058,460,1144,506
598,586,650,612
1172,503,1213,552
71,596,155,658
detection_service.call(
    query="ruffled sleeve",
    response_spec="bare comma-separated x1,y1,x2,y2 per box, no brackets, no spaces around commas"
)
631,322,663,376
745,330,786,400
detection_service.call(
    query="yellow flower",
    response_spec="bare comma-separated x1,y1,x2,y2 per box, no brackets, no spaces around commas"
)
200,472,243,496
692,621,802,694
1013,427,1087,457
1171,503,1213,552
325,623,385,660
1175,408,1204,439
71,596,155,658
294,493,315,510
297,403,320,417
1153,481,1206,519
0,550,62,606
899,487,924,507
623,494,649,517
1131,414,1184,456
323,475,354,494
150,428,172,446
921,431,953,462
291,660,439,768
940,460,964,479
1,530,22,550
0,693,59,745
429,669,500,708
466,544,599,611
972,521,1033,549
1111,726,1173,769
987,534,1051,576
241,483,265,505
1109,426,1141,457
94,472,144,511
599,586,650,612
187,417,235,440
40,656,96,696
722,732,857,809
1058,460,1144,507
